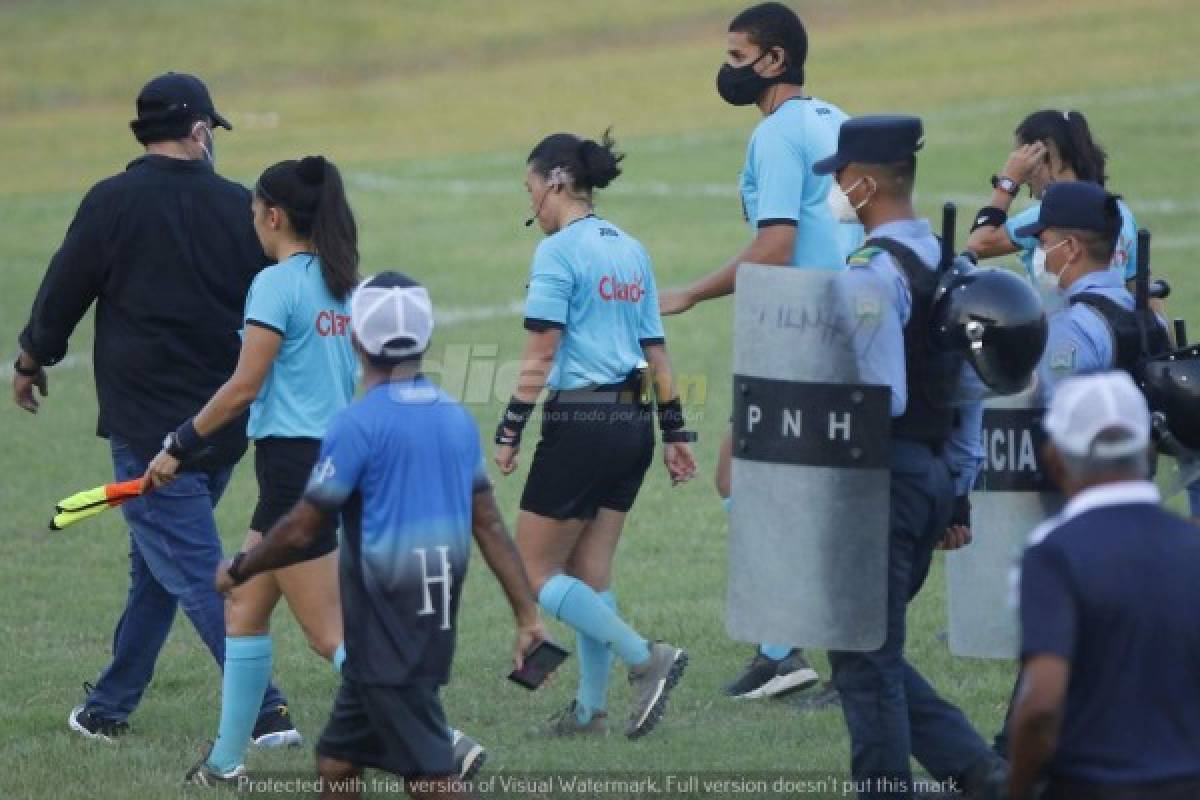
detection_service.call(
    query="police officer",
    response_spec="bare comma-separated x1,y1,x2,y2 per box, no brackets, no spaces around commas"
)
813,115,1005,799
658,0,861,700
1014,181,1167,401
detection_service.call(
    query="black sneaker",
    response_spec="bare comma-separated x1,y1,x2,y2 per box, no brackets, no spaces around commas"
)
451,729,487,781
724,649,819,700
791,681,841,712
68,704,129,742
251,704,302,748
183,741,246,788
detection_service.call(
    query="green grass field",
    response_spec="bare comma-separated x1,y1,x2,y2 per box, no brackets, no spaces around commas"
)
2,1,1198,797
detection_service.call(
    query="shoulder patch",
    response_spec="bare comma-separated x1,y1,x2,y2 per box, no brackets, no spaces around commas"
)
1049,344,1077,374
847,245,883,268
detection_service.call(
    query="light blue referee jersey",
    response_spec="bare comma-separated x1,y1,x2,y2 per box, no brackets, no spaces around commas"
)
740,96,863,268
1007,196,1138,282
523,215,664,390
243,253,357,439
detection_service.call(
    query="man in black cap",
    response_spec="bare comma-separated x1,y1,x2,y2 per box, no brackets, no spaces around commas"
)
12,72,297,745
812,115,1005,799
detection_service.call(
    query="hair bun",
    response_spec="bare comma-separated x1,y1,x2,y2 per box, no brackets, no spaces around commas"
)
297,155,327,186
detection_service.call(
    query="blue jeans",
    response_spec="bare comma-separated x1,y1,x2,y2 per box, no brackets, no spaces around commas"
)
828,443,993,800
84,437,287,722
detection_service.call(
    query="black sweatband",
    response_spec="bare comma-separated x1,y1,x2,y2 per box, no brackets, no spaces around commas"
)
970,206,1007,232
656,397,686,433
662,429,698,444
12,356,40,377
174,417,205,456
495,398,535,446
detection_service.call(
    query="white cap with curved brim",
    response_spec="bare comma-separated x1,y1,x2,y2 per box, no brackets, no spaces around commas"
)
350,273,433,359
1042,371,1150,458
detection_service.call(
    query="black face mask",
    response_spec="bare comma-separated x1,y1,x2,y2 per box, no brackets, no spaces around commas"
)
716,51,776,106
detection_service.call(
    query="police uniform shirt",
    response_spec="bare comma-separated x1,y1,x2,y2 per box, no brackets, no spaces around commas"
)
304,377,489,686
1006,197,1139,282
523,215,664,390
740,96,864,267
243,253,357,440
840,218,983,492
1019,481,1200,786
1035,268,1133,403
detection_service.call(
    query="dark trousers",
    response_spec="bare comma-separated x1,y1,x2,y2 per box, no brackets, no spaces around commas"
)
828,442,995,800
84,437,287,722
1045,776,1200,800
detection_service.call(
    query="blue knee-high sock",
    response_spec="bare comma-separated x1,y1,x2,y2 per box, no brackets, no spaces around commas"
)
208,635,273,774
332,642,346,675
539,575,649,667
575,590,617,722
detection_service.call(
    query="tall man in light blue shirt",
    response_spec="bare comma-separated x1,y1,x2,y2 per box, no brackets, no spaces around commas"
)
658,1,862,702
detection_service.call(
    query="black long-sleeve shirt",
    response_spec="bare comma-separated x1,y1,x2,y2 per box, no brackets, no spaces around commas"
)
19,155,267,467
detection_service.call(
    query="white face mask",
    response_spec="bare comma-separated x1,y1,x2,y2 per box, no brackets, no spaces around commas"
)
1031,239,1068,293
828,177,865,223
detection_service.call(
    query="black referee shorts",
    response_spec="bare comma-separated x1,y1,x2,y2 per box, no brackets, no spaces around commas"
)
316,678,454,778
250,437,338,561
519,388,654,521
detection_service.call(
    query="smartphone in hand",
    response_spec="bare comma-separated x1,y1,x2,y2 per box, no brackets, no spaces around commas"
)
508,640,569,690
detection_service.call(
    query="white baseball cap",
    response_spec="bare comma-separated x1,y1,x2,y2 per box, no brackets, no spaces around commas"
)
350,272,433,360
1042,371,1151,458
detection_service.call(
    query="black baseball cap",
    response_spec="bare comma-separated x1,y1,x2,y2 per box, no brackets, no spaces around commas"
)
812,114,924,175
1014,181,1115,238
135,72,231,130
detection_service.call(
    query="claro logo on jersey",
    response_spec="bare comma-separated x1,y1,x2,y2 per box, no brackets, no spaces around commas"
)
316,309,351,336
598,273,646,303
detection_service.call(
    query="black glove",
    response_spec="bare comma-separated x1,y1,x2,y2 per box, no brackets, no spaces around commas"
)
949,494,971,528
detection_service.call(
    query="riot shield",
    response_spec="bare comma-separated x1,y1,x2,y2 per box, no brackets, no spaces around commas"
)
946,390,1063,659
728,265,891,652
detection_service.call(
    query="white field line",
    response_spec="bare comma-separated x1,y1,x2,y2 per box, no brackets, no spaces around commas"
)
0,300,525,380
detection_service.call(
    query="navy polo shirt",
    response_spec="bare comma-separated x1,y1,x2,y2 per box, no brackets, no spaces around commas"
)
1019,481,1200,785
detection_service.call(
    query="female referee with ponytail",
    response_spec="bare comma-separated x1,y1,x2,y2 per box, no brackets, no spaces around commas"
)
967,109,1140,286
494,130,697,740
143,155,358,782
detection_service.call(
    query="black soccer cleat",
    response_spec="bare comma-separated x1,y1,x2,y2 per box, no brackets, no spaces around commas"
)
724,648,819,700
183,741,246,788
451,729,487,781
251,704,302,748
68,705,130,742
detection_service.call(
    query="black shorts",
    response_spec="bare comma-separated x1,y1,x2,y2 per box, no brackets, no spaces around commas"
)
316,679,453,778
519,392,654,520
251,437,338,561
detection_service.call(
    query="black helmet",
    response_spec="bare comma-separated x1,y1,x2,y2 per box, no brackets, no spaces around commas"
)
931,267,1047,394
1141,345,1200,450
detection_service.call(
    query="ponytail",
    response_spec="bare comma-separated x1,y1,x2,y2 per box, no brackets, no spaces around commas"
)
1015,109,1108,186
255,156,359,301
527,127,625,194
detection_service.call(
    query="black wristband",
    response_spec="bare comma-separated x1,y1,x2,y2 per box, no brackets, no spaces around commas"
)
226,552,249,586
656,397,686,433
173,417,204,456
12,356,40,377
662,429,697,444
970,205,1008,232
495,398,535,446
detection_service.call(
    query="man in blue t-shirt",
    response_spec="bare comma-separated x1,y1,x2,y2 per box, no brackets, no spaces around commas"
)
214,272,546,793
1010,372,1200,800
659,0,861,704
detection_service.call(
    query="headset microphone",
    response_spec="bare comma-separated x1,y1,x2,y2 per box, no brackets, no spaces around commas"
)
524,216,535,227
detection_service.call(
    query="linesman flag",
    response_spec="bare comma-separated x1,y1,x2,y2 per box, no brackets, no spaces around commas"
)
49,479,144,531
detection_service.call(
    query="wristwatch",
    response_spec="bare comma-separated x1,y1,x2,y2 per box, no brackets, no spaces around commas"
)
163,432,185,460
990,174,1020,197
